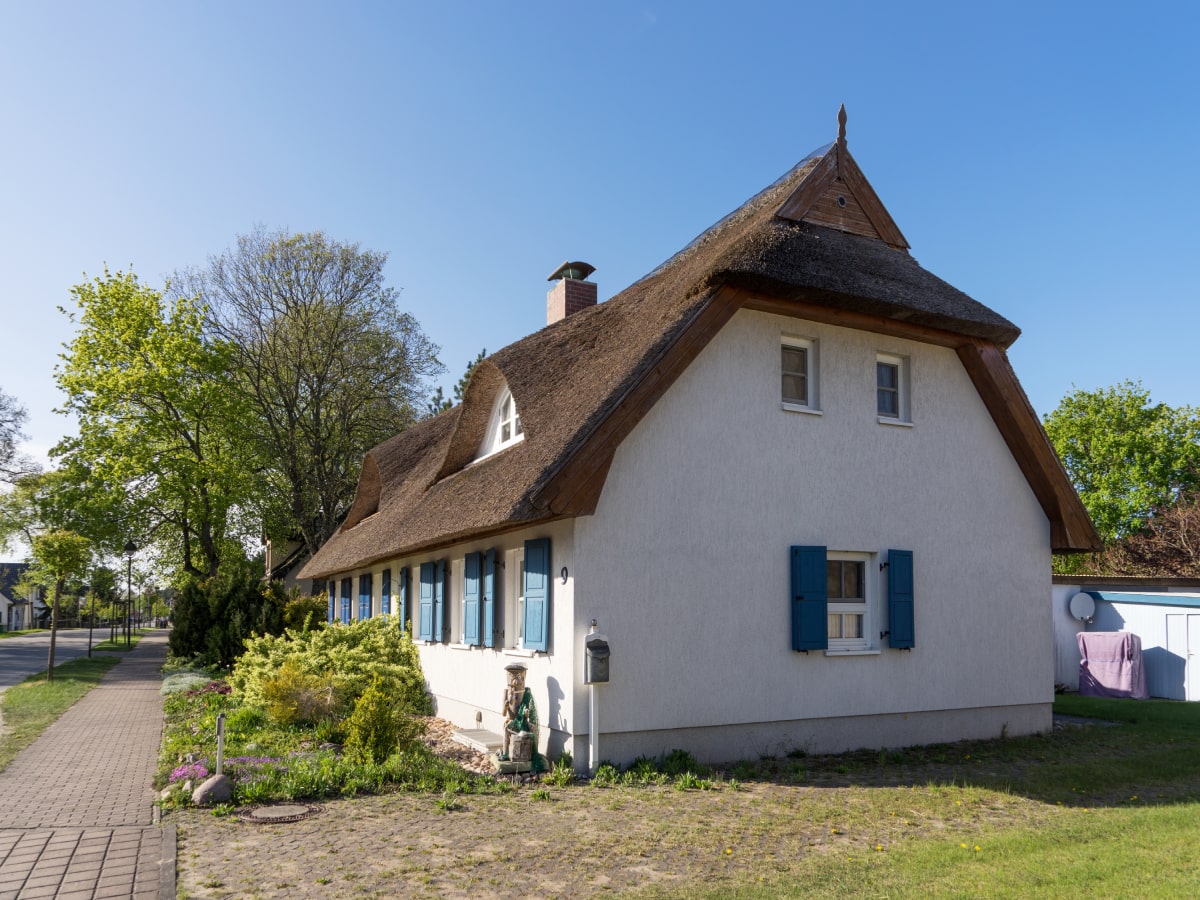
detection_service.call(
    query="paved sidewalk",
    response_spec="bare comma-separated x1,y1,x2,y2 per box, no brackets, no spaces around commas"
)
0,632,171,899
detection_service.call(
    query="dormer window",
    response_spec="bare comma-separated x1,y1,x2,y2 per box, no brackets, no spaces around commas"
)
499,391,522,445
476,385,525,461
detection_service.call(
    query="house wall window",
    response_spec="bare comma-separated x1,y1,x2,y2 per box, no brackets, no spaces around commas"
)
505,547,525,649
827,554,872,652
791,546,914,653
781,336,819,413
381,569,391,615
876,353,910,423
340,577,351,625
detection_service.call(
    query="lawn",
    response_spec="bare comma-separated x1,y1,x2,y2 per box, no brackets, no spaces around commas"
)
169,694,1200,898
0,655,121,772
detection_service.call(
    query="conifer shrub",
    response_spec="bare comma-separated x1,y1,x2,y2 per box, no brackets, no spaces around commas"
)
343,676,426,764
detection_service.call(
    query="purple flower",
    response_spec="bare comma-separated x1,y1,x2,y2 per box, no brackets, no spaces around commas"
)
169,762,209,783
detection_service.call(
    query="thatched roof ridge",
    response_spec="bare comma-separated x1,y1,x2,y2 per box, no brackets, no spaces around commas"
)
300,143,1064,579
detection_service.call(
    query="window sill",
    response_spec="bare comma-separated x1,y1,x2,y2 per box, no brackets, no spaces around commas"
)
781,402,822,416
449,643,475,651
824,648,882,657
877,417,913,428
502,648,539,659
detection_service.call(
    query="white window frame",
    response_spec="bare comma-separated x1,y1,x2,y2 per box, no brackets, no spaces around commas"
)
876,353,911,425
503,547,526,651
826,551,877,654
781,336,821,415
476,386,524,461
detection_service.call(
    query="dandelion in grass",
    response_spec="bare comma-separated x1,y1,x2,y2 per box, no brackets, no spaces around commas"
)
974,845,981,852
725,848,732,855
960,843,968,849
874,843,884,852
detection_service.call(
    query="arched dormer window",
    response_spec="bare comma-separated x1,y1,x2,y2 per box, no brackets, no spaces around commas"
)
476,386,524,461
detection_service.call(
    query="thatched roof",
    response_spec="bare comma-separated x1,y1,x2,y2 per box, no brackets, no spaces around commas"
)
300,133,1096,580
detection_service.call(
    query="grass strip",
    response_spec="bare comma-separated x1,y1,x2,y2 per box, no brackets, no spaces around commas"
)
92,632,145,651
0,655,121,772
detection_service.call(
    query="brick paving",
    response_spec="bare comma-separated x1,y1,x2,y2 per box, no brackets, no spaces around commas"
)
0,632,171,899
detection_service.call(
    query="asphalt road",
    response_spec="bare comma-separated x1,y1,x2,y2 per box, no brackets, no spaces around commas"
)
0,629,116,689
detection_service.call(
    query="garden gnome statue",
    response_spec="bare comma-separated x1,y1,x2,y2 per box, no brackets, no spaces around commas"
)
501,663,533,761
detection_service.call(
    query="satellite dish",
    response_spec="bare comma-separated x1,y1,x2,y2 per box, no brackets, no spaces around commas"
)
1068,591,1096,623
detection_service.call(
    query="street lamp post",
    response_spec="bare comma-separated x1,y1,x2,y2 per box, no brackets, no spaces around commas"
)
124,541,137,649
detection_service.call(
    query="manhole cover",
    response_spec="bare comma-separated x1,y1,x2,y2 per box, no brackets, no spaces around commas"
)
237,803,322,824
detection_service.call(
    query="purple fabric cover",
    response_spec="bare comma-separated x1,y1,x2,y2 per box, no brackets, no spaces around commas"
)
1077,631,1149,700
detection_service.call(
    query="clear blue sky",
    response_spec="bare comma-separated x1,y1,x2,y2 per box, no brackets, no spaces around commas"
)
2,1,1198,474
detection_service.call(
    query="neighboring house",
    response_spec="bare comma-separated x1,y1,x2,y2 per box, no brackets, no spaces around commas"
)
1,562,37,631
300,111,1099,768
264,536,319,597
1053,574,1200,699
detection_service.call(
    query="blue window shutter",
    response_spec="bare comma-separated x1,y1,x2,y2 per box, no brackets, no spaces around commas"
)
327,583,335,625
523,538,550,652
434,559,446,642
398,567,410,633
463,552,482,646
483,549,496,649
887,549,915,649
340,577,352,625
359,573,372,620
381,569,391,616
790,546,828,651
418,563,434,641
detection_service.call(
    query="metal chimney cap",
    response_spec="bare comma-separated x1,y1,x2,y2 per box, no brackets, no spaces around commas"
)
547,260,596,282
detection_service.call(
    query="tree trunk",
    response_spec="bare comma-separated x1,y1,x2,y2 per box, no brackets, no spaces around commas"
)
46,578,62,682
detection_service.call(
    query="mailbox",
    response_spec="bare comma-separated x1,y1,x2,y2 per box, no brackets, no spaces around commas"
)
584,634,610,684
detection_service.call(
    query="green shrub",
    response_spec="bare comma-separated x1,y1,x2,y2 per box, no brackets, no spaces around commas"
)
261,659,344,726
168,561,289,668
591,763,619,787
283,591,328,632
660,748,702,777
231,615,431,716
544,755,576,787
343,676,425,765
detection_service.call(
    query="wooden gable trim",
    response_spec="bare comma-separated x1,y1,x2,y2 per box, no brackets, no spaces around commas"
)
775,145,909,251
955,339,1101,553
532,285,748,516
837,149,909,250
775,151,839,222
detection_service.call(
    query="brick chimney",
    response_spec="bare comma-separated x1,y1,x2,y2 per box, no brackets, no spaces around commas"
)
546,261,597,325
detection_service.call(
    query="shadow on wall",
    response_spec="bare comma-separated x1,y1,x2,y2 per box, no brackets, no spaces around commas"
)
544,676,567,759
1143,646,1186,699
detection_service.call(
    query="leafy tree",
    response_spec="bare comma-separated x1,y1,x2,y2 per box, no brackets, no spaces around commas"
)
54,270,260,578
1044,381,1200,544
182,229,444,558
29,530,91,679
0,387,39,483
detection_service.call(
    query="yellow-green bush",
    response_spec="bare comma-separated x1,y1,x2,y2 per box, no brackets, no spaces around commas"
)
261,659,344,725
231,615,431,716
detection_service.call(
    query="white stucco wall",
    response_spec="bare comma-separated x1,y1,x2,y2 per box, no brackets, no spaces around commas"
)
571,308,1053,765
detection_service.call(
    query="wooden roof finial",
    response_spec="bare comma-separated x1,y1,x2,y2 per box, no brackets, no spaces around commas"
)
837,104,847,150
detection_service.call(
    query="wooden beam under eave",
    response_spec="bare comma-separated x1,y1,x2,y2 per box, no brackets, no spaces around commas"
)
744,295,968,349
955,340,1101,553
533,286,748,515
